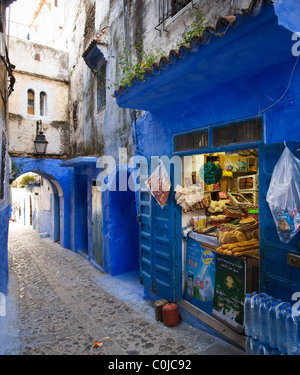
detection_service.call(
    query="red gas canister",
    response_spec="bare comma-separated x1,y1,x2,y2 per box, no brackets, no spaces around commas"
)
162,303,181,327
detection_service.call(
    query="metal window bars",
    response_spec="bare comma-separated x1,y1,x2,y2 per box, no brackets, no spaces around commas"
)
156,0,194,30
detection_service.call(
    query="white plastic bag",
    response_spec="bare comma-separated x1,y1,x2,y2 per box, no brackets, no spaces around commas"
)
145,162,171,208
266,145,300,243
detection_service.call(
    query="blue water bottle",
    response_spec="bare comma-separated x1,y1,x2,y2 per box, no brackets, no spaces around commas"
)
244,294,252,336
259,298,269,344
268,302,278,349
286,307,299,355
252,295,260,340
277,304,288,354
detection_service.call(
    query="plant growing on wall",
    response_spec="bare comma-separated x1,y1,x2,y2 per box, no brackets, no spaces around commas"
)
177,8,206,46
116,40,166,87
10,158,24,183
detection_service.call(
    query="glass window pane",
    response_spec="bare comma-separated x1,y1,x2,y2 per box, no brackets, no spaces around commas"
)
27,90,34,115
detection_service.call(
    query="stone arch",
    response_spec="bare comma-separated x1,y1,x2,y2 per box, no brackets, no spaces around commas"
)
12,157,72,249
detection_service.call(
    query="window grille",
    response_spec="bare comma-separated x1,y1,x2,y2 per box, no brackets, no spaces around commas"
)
174,129,208,152
212,118,263,148
157,0,193,29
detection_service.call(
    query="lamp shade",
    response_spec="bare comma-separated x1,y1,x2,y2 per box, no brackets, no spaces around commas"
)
34,132,48,155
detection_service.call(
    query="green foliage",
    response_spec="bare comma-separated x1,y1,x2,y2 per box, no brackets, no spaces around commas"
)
11,158,24,178
117,40,166,87
19,174,37,187
177,9,206,46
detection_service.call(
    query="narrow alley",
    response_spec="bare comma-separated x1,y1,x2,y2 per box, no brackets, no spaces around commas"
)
0,222,244,356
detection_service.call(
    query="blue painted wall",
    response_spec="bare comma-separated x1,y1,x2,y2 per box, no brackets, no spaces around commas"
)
134,58,300,158
0,205,11,295
12,158,73,249
115,1,300,301
66,160,139,276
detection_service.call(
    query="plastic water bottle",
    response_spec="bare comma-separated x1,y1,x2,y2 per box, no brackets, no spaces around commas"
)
286,307,298,355
277,304,288,354
266,295,276,309
245,336,253,355
258,342,271,355
271,348,281,355
259,292,268,299
268,302,278,349
259,298,269,344
252,295,260,340
244,294,252,336
275,299,282,315
297,306,300,354
252,338,260,355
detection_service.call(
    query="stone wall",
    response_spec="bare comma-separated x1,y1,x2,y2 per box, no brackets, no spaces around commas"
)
0,1,14,295
8,38,69,158
69,0,254,161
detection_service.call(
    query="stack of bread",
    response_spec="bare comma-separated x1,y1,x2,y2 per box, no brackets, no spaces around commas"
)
216,217,259,258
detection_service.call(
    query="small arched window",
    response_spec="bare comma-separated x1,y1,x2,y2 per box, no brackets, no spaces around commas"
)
40,91,47,116
27,89,35,115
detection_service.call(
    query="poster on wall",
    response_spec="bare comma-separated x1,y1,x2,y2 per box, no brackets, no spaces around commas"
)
183,238,216,316
212,254,246,333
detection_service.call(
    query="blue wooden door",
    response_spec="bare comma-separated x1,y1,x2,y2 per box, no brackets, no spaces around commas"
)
139,156,181,302
259,141,300,302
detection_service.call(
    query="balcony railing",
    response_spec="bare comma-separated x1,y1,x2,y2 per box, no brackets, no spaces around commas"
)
156,0,194,29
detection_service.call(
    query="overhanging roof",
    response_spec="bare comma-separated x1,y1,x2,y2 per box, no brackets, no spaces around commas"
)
114,0,299,112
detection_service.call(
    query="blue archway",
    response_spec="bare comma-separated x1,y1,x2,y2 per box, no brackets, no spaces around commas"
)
12,157,73,249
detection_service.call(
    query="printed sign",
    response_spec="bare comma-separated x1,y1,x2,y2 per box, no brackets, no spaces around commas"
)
213,254,246,332
183,238,216,316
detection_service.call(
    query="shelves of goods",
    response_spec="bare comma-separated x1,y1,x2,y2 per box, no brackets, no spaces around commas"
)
188,199,260,260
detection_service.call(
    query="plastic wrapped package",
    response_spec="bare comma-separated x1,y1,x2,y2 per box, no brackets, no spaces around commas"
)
145,162,171,208
266,146,300,243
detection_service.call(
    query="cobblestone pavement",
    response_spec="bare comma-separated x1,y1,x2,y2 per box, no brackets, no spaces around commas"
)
1,223,244,355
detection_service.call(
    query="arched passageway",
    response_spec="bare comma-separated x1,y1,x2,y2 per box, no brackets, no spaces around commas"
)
11,158,71,249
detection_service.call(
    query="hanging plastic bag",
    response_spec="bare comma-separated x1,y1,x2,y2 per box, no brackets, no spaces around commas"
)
145,162,171,208
266,145,300,243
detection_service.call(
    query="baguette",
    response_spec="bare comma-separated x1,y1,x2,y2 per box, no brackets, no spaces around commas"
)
231,244,259,253
233,249,259,257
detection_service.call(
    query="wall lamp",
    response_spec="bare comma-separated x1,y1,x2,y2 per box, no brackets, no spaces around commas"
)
34,120,48,155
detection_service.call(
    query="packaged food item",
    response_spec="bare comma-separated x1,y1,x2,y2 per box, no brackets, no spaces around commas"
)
192,216,199,230
198,216,206,229
145,162,171,208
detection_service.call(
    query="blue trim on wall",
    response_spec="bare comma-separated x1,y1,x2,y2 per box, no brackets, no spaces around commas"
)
0,205,11,295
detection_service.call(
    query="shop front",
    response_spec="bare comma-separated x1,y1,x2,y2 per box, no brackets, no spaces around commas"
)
115,0,300,345
179,145,260,334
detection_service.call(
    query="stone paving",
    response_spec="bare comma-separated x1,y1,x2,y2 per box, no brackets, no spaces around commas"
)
0,222,244,355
